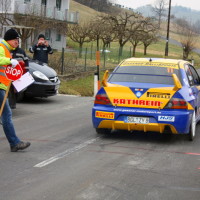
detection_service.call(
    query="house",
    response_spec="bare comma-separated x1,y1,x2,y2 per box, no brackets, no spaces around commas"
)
0,0,79,50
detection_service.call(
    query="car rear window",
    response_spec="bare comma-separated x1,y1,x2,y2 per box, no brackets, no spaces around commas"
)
109,65,180,85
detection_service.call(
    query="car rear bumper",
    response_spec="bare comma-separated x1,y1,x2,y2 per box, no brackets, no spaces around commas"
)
92,106,193,134
24,81,60,97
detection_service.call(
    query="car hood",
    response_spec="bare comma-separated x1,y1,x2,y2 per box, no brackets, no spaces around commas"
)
29,61,57,77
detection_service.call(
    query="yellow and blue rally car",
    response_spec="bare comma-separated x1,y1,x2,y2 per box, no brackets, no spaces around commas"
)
92,58,200,140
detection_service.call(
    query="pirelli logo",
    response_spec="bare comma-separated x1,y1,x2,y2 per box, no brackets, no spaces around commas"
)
113,98,161,107
147,92,171,99
95,111,115,119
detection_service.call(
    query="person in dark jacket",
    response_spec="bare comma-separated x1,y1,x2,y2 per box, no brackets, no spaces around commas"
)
29,34,53,64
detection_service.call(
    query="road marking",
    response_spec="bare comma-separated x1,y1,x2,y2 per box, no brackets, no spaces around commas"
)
34,138,98,168
89,150,135,156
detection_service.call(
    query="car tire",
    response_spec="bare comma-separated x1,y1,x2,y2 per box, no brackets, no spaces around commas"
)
96,128,111,134
189,111,196,141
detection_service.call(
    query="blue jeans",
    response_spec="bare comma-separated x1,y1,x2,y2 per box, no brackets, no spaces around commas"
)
0,89,20,146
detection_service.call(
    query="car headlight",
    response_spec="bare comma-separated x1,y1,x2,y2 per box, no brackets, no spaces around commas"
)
33,71,49,81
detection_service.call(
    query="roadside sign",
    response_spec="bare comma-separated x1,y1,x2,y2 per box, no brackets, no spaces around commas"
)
5,64,23,81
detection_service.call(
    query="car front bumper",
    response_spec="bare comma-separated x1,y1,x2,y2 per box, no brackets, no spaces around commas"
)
24,80,60,97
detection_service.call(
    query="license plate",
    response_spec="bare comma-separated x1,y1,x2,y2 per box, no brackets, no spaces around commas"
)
127,116,149,124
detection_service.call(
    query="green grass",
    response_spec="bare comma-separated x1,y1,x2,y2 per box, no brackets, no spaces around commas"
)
59,72,105,96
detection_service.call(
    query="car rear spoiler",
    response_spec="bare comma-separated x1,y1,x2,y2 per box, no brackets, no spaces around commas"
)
172,73,182,90
102,70,182,90
102,70,109,87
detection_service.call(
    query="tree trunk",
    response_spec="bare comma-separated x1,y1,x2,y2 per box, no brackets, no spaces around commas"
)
118,45,123,57
79,43,83,58
132,45,137,57
144,45,147,55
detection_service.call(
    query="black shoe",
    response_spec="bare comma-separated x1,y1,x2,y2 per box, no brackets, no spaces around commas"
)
10,141,31,152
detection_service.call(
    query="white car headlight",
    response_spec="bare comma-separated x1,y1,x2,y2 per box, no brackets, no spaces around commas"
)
33,71,49,81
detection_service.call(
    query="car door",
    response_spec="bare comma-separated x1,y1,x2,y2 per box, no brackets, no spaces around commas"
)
185,64,200,120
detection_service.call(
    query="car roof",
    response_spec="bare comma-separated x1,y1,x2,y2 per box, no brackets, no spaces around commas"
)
119,57,190,69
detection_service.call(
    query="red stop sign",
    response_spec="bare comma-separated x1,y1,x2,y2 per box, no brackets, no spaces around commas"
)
5,64,23,81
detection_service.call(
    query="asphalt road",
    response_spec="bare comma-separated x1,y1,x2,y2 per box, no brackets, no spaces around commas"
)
0,95,200,200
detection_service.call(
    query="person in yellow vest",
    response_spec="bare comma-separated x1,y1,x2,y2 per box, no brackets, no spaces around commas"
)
0,29,30,152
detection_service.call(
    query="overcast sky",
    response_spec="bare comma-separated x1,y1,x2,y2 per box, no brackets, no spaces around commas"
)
115,0,200,11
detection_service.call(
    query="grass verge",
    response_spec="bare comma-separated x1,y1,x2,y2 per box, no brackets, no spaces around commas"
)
59,72,105,96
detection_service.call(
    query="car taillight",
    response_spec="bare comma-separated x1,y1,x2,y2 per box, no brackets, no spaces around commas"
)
94,94,111,105
165,98,188,109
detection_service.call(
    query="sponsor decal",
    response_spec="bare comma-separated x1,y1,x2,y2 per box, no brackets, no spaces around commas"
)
167,67,174,73
135,88,143,91
114,108,161,114
158,116,175,122
136,92,142,98
95,111,115,119
147,92,170,99
121,61,178,69
113,98,161,107
131,88,147,99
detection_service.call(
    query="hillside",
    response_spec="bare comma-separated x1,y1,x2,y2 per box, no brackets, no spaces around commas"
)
68,1,200,65
70,0,103,22
136,5,200,23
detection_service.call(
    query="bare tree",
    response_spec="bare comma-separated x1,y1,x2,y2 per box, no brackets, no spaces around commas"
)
175,18,197,60
0,0,68,49
181,29,197,60
90,16,116,50
0,0,15,35
152,0,167,28
141,31,159,55
129,33,143,57
129,17,158,57
102,12,147,57
67,22,92,57
14,13,68,49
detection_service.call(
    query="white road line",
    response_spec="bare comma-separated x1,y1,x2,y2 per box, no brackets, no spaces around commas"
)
34,138,98,168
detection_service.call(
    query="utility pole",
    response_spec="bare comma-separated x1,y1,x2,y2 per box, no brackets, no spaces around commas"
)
165,0,172,57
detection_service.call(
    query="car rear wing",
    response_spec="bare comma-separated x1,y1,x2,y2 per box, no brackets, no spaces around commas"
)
102,70,182,90
102,70,109,87
172,73,182,90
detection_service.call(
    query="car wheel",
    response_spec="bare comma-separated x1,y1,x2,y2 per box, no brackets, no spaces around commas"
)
96,128,111,134
189,111,196,141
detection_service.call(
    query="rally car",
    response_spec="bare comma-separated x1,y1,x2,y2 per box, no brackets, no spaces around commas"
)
92,58,200,141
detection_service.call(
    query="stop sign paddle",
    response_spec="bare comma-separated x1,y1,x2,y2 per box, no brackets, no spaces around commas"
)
0,64,23,117
5,64,23,81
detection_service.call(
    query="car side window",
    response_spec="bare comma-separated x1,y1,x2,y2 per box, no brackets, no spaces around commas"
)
189,65,200,85
184,64,194,86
